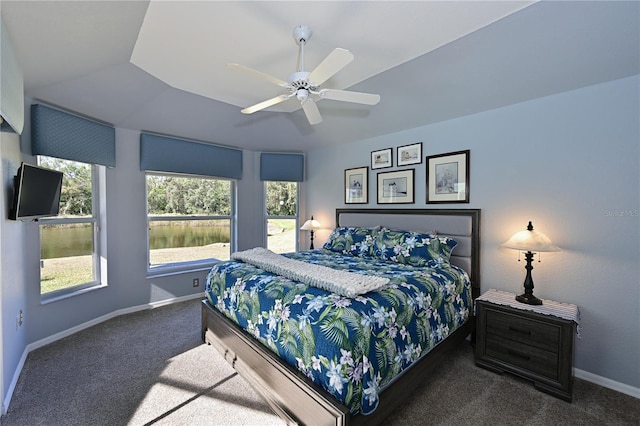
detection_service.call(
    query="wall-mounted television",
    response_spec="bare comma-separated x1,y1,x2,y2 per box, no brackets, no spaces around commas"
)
9,162,64,221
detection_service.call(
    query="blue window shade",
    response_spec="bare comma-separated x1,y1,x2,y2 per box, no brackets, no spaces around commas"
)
31,104,115,167
140,133,242,179
260,153,304,182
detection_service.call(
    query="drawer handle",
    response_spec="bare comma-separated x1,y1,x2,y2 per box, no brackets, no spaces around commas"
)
508,325,531,335
508,349,531,360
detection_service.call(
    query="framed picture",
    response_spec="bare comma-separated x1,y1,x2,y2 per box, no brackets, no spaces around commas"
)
397,142,422,166
377,169,415,204
344,167,368,204
371,148,392,169
426,150,470,203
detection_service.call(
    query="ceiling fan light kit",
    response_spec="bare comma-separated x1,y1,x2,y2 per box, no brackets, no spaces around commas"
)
229,25,380,125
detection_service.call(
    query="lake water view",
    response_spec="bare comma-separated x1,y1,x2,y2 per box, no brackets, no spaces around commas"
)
41,221,230,259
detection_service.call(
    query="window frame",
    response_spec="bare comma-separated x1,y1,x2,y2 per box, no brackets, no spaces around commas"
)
37,158,102,301
145,172,236,275
264,181,299,253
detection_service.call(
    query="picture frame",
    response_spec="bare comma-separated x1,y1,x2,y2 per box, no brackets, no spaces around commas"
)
344,167,369,204
426,150,470,203
397,142,422,166
377,169,415,204
371,148,392,169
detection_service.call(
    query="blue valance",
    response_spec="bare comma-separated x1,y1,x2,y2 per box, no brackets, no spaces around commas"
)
140,133,242,179
260,153,304,182
31,104,116,167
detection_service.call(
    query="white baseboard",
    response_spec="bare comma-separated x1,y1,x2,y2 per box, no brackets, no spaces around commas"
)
575,368,640,399
2,348,27,416
2,293,204,415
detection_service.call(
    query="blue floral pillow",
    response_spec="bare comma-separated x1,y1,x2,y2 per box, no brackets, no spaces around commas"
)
372,228,457,266
323,227,378,258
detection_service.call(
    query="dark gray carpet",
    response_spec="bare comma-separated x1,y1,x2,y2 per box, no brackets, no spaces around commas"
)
1,299,638,425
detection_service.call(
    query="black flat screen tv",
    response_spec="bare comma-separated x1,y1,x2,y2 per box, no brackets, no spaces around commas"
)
9,162,64,221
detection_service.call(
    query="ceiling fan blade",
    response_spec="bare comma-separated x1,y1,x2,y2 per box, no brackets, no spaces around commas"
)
228,63,289,88
301,98,323,125
318,89,381,105
241,95,291,114
307,48,354,86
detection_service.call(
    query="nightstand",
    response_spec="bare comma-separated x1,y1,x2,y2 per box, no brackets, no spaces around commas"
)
475,289,579,402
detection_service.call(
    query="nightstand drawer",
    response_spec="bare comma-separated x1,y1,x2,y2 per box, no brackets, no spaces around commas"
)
486,334,559,379
486,309,559,352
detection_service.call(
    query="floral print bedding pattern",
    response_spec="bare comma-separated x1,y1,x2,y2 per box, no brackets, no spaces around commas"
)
205,249,472,415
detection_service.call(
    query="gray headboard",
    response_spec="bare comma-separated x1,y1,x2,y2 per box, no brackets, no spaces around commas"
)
336,208,481,299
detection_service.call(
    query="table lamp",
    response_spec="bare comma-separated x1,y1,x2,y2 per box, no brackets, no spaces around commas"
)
300,216,321,249
502,221,560,305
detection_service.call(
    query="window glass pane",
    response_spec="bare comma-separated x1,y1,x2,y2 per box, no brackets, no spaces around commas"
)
147,173,233,269
40,223,95,294
267,218,296,254
38,156,97,296
147,175,231,216
149,219,231,266
39,157,92,217
266,181,297,216
265,181,298,254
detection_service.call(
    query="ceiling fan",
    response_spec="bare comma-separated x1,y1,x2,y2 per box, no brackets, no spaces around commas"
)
228,25,380,125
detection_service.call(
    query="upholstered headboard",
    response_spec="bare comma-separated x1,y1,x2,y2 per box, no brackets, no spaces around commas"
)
336,208,481,299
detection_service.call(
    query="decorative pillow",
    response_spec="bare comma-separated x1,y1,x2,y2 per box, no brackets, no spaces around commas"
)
322,226,378,257
372,228,457,266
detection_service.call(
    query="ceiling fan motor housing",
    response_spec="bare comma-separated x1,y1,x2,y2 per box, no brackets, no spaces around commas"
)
287,71,317,92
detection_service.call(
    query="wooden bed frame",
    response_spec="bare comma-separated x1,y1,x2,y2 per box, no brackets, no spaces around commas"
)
202,208,481,425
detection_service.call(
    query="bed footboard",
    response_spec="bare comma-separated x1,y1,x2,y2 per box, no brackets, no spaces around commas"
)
202,300,350,426
202,300,474,426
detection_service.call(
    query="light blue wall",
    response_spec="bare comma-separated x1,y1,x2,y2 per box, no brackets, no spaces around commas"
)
0,130,27,413
305,75,640,389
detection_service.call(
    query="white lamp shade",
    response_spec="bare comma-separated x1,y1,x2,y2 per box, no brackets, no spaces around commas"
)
300,219,321,231
502,223,560,252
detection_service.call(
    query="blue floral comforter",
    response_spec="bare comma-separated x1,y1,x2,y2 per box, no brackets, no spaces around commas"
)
205,249,472,415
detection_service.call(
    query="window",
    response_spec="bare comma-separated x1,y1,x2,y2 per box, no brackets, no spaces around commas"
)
38,156,100,296
265,181,298,254
146,173,234,271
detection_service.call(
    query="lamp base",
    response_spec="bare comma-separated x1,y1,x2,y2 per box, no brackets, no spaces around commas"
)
516,293,543,305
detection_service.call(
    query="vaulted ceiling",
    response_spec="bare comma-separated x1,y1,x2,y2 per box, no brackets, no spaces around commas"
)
2,1,638,152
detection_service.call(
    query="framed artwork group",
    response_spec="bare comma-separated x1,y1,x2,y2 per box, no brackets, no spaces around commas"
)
344,144,469,205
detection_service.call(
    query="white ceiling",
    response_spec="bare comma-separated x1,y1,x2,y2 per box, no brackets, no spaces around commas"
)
1,1,638,153
130,1,534,112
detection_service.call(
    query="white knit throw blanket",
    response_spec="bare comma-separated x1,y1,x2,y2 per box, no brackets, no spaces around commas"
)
231,247,389,298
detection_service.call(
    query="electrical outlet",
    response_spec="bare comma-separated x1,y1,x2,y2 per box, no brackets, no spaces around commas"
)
16,309,23,330
193,278,199,287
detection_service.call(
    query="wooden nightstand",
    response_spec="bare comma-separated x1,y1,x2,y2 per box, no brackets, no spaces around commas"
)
475,289,579,402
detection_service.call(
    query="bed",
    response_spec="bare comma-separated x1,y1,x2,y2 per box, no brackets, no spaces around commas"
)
201,208,480,425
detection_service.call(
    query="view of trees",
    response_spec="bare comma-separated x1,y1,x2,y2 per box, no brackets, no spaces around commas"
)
38,157,297,217
266,181,297,216
147,174,232,215
39,157,92,216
